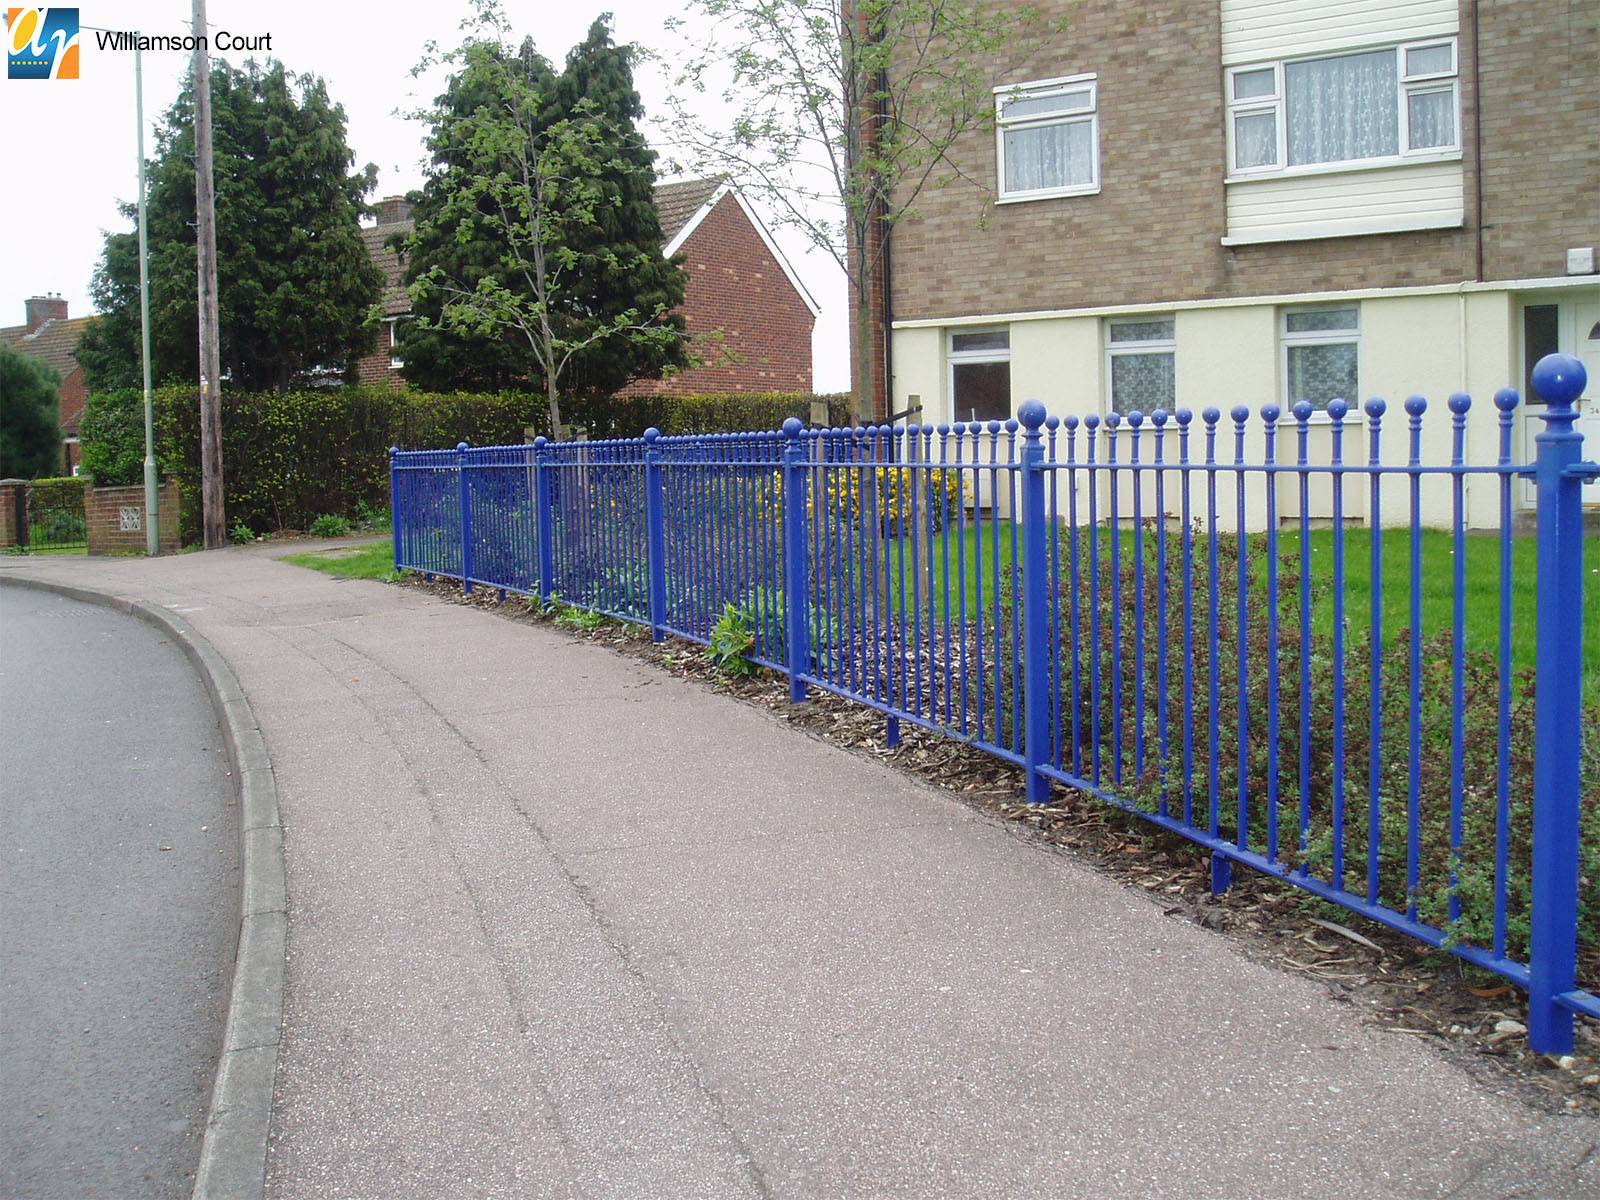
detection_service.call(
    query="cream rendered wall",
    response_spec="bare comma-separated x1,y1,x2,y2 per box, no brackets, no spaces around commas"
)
890,289,1524,531
889,327,943,425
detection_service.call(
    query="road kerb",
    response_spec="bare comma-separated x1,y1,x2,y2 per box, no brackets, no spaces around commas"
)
0,574,284,1200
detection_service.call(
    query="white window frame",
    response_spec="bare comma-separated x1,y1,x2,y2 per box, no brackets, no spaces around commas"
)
1280,305,1362,419
994,73,1100,204
1104,316,1176,416
387,317,403,370
947,328,1011,424
1225,38,1460,181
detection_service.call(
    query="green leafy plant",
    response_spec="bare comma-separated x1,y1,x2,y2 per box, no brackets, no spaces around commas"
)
707,601,757,676
354,499,391,531
230,520,255,545
309,513,351,538
553,602,608,634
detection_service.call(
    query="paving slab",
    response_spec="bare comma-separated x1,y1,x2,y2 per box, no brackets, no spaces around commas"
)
2,545,1595,1200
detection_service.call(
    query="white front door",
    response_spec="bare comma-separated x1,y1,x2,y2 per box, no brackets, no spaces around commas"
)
1519,292,1600,507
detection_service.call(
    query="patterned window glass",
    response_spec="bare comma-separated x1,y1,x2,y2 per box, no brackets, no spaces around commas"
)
1283,307,1359,410
1107,317,1175,415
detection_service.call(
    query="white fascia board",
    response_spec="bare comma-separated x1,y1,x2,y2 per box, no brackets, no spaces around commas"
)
662,183,822,318
890,276,1600,330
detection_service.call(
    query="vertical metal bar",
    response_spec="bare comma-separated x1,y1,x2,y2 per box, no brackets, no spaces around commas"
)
1365,399,1386,903
1329,400,1348,890
389,447,401,571
1527,353,1588,1056
1086,415,1102,785
1178,411,1194,827
644,429,667,641
1232,405,1250,855
1493,388,1518,960
1154,411,1170,816
1019,401,1050,803
1405,395,1426,919
458,441,473,594
1107,413,1124,784
1067,417,1083,778
1294,403,1313,868
1047,417,1062,770
956,425,971,737
781,418,809,702
1447,393,1471,926
1203,409,1221,852
1130,411,1147,778
1262,406,1281,864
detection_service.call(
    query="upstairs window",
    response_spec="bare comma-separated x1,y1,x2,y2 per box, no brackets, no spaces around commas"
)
995,74,1099,202
1226,39,1458,177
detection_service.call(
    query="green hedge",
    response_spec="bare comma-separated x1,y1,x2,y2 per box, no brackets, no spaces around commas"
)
79,386,850,540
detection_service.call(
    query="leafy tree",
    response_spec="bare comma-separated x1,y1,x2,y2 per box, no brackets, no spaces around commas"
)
0,345,62,478
397,4,688,428
78,59,382,393
664,0,1043,421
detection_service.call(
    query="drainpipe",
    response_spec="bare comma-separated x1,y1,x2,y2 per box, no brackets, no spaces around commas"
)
1472,0,1484,283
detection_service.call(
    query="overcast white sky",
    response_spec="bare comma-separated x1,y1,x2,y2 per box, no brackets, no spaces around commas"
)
0,0,851,390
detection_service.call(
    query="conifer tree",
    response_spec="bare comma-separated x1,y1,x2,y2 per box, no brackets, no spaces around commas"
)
78,60,382,393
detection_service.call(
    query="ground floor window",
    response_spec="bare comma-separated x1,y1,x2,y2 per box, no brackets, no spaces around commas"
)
1105,316,1175,415
948,329,1011,424
1282,305,1360,411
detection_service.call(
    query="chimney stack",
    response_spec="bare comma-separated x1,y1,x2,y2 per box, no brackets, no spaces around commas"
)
24,294,68,333
376,195,412,225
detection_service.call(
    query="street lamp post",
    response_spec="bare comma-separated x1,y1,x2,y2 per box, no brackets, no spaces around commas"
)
136,45,158,556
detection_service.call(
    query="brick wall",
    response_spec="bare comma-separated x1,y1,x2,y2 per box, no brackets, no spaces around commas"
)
85,480,180,555
886,0,1595,324
1477,0,1600,281
355,344,405,389
58,365,86,473
0,482,20,547
624,193,816,396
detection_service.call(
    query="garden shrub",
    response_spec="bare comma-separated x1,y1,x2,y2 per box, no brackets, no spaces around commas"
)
79,385,844,542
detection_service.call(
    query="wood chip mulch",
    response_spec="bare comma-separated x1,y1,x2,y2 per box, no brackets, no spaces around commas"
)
397,573,1599,1115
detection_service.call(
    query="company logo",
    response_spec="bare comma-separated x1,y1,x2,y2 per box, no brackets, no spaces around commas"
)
7,7,78,79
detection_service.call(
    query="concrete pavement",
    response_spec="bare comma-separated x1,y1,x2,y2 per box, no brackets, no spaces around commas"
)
0,588,237,1199
2,544,1595,1200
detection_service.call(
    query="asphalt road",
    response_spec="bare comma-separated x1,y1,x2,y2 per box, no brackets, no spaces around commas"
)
0,587,237,1200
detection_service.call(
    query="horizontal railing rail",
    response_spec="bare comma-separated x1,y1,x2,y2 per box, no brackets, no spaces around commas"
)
391,353,1596,1052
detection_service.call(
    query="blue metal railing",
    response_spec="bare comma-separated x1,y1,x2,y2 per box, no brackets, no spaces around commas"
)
391,353,1597,1053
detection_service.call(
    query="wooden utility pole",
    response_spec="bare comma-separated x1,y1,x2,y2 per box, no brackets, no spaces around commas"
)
192,0,224,548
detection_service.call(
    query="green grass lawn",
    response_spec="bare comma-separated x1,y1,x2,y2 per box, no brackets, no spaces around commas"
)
282,541,398,581
872,522,1598,694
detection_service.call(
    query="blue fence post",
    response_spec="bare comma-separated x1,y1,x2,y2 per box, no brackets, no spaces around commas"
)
456,441,473,594
643,428,668,642
1528,352,1590,1055
781,417,810,703
388,446,401,570
533,435,554,603
1019,399,1050,804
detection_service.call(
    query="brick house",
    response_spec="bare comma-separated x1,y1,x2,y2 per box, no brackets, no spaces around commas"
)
0,295,92,474
355,178,819,394
866,0,1599,525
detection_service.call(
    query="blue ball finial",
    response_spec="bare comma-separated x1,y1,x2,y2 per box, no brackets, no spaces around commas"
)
1404,394,1427,418
1201,406,1221,425
1017,398,1047,430
1291,401,1313,423
1363,397,1386,420
533,435,548,448
1230,404,1250,424
1531,353,1586,408
781,416,803,438
1447,392,1471,415
1260,404,1280,424
457,441,470,452
1493,388,1520,412
1327,399,1348,421
643,426,660,443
